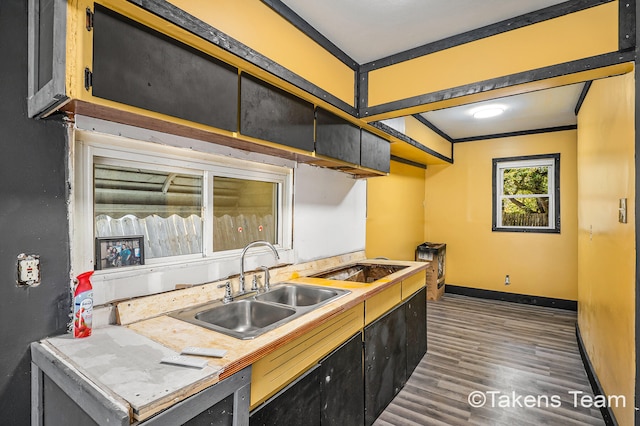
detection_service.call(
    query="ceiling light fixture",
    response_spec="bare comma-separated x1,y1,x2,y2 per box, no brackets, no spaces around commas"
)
472,106,505,119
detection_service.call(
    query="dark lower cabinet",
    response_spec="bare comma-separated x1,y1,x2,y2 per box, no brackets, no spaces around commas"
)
405,287,427,379
364,304,407,426
43,375,99,426
250,365,322,426
250,332,364,426
183,394,234,426
320,333,364,426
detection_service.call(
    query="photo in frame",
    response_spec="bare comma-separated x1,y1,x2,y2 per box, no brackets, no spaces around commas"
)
95,235,145,270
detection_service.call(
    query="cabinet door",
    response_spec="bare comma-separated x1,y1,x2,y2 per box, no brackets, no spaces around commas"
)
28,0,68,118
42,375,99,426
92,5,238,132
250,365,321,426
240,73,315,152
364,304,407,426
405,287,427,379
315,107,361,165
182,394,233,426
320,332,364,426
360,130,390,173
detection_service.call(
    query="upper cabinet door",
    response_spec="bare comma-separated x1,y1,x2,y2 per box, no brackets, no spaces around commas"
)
28,0,68,118
315,107,361,165
361,129,391,173
240,73,315,152
92,5,238,132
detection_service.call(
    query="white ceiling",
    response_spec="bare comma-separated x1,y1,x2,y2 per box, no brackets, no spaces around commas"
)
420,83,585,140
279,0,584,143
280,0,567,64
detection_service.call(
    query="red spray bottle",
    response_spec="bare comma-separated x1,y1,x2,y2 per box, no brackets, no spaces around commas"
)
73,271,94,338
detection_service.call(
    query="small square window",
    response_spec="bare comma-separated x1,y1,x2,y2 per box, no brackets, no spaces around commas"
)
492,154,560,233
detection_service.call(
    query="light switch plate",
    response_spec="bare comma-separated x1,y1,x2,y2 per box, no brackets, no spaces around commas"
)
619,198,627,224
17,253,40,286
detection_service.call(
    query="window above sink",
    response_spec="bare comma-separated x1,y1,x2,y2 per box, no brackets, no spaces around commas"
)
72,130,295,305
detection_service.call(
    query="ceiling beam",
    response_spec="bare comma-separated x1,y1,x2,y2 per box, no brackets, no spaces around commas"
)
360,54,635,121
360,0,616,72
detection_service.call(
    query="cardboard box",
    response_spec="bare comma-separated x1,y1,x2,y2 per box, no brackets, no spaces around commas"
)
416,242,446,301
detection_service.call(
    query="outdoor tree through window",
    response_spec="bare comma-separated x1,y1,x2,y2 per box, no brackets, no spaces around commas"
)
493,154,560,233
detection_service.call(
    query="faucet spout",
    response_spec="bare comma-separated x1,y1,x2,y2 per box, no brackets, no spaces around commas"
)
239,241,280,294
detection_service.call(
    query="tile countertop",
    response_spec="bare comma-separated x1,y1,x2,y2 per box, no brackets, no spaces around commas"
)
41,258,428,422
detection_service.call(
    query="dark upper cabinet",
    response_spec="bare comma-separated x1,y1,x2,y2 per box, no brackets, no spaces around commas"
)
405,287,427,379
240,73,315,152
315,107,361,165
92,5,238,132
361,130,391,173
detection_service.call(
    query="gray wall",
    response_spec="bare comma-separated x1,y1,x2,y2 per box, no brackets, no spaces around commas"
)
0,1,70,424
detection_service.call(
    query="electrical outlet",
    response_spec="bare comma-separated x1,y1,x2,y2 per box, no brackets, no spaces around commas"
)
504,274,510,285
17,253,40,286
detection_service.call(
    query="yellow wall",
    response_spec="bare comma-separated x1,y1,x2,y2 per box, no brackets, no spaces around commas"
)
368,1,619,107
366,160,426,260
424,131,578,300
167,0,355,106
403,116,452,160
577,72,636,425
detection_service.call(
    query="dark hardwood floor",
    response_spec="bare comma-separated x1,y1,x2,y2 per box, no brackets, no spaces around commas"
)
374,294,605,426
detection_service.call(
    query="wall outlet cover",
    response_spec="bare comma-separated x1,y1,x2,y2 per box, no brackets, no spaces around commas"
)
17,253,41,286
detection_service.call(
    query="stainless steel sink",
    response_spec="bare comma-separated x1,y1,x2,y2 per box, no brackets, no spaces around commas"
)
169,284,350,339
311,263,408,283
196,300,296,337
254,284,345,307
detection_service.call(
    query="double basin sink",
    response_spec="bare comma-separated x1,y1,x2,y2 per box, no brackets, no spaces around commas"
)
169,263,407,340
169,284,350,340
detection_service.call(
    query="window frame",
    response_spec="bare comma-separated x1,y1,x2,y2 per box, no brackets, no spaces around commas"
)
73,130,294,280
492,153,560,234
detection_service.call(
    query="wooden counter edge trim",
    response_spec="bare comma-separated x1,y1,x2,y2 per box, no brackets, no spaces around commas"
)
218,301,363,380
31,342,132,425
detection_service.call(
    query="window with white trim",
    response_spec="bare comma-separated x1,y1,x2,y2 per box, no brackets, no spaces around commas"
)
75,131,293,274
492,154,560,233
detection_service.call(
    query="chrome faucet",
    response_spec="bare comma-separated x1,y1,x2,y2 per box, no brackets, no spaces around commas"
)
239,241,280,294
217,281,233,304
259,265,271,292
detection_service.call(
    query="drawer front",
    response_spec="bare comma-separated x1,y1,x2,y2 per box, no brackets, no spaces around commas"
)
251,304,364,408
364,282,401,326
402,271,426,300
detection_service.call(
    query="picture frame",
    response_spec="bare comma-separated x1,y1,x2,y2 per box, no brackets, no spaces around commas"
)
95,235,145,270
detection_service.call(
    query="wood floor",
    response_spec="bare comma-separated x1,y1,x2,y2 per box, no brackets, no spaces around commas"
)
373,294,605,426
